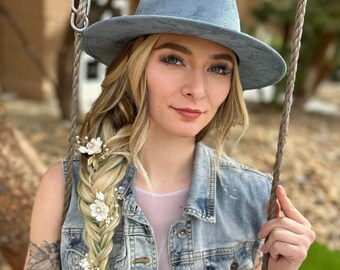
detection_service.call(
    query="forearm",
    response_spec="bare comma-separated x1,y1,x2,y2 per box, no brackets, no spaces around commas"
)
24,240,61,270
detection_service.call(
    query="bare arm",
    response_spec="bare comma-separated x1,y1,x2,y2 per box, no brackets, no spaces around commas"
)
24,162,65,270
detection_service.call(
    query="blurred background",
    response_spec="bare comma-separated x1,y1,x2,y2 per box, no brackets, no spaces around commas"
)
0,0,339,269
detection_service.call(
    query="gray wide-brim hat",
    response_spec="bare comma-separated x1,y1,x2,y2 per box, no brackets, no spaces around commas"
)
83,0,287,90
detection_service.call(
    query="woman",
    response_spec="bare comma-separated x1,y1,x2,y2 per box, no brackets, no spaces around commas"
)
25,0,315,269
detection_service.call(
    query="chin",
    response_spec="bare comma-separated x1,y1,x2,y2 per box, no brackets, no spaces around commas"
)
150,119,208,140
168,126,203,139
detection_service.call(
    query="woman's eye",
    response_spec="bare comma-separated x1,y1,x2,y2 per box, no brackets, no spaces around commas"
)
161,54,183,66
210,65,232,75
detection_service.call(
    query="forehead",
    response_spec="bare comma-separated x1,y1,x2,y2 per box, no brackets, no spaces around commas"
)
154,34,235,56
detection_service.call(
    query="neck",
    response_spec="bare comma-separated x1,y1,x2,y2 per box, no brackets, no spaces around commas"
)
136,132,196,194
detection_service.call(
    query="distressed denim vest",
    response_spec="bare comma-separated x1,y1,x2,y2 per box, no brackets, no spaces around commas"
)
61,142,271,270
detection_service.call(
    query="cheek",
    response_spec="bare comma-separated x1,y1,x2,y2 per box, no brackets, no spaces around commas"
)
146,64,175,93
210,86,231,110
206,74,232,104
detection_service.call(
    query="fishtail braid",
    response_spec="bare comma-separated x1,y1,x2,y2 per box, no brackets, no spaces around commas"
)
77,35,160,269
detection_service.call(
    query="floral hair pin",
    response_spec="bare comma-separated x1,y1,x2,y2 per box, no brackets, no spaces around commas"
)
90,191,110,222
76,136,110,170
90,190,121,225
90,191,118,226
79,253,99,270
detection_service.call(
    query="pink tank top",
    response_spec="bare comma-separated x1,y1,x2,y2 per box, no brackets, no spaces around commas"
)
134,186,189,270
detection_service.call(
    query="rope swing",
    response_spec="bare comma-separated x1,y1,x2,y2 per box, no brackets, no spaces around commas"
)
64,1,309,269
262,0,308,268
63,0,90,220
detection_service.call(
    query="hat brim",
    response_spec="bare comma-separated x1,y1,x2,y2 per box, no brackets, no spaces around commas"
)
83,15,286,90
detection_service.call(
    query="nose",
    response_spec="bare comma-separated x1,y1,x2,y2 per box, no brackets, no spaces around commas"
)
181,70,207,100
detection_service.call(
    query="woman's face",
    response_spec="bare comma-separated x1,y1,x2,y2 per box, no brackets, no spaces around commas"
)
145,34,234,140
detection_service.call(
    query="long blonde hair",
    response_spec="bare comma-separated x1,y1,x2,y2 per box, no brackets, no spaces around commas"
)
77,34,248,269
78,34,160,269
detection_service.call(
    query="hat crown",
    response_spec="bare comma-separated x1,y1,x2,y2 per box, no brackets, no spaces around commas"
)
136,0,241,32
83,0,286,90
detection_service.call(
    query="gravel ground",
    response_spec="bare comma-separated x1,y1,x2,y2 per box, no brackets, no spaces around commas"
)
1,81,339,268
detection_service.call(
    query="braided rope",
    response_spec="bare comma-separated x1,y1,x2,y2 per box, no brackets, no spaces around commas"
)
262,0,308,269
63,0,89,221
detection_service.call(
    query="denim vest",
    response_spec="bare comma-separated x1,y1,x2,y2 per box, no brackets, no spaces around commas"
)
61,142,271,270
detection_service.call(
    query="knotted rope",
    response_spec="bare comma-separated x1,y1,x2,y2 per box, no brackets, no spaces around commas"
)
63,0,90,220
262,0,308,269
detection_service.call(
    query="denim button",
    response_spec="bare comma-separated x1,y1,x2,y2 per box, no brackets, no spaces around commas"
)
230,259,239,270
177,228,188,238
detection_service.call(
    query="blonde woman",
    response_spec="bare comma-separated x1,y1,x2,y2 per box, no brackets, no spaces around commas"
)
25,1,315,269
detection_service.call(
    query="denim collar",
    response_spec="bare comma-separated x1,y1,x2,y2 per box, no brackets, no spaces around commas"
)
117,142,217,224
183,142,216,224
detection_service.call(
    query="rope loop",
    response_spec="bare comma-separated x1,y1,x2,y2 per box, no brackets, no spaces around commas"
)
70,0,91,33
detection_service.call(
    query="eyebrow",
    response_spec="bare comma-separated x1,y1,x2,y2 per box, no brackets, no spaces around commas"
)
153,43,192,55
211,54,233,62
153,42,233,62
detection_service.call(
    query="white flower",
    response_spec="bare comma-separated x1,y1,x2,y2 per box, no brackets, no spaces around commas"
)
95,191,105,201
76,136,112,170
78,145,88,154
78,137,103,155
79,256,90,269
90,199,109,221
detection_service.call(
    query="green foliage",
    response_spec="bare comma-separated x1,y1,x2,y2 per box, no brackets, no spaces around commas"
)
251,0,340,102
253,0,340,32
306,0,340,32
300,242,340,270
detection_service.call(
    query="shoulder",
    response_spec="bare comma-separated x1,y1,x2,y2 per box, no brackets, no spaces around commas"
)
202,144,271,227
201,143,272,196
195,144,270,235
38,161,65,202
30,161,65,243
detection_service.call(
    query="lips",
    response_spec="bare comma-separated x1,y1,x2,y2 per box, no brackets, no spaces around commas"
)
172,107,203,120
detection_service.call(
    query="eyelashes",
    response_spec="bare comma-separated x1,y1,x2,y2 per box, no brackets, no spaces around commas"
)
159,53,233,75
160,53,183,66
209,65,233,75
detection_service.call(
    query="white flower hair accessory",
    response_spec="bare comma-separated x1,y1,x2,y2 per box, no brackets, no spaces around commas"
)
78,137,102,155
79,254,99,270
90,192,109,222
89,191,120,227
79,255,90,270
76,136,110,170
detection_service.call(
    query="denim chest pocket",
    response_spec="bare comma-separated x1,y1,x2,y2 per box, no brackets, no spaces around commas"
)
172,244,255,270
61,228,127,269
201,249,253,270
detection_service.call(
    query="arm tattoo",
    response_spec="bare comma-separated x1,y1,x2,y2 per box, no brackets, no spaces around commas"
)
26,240,61,270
